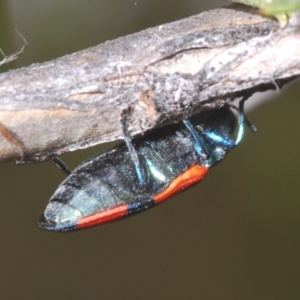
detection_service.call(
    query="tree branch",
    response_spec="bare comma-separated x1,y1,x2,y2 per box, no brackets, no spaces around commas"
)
0,4,299,163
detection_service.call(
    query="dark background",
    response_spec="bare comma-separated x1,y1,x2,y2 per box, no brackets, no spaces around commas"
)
1,1,300,299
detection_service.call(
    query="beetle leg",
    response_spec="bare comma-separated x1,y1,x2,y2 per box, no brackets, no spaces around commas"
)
49,154,71,175
183,119,209,160
121,107,148,187
235,95,258,144
184,118,235,166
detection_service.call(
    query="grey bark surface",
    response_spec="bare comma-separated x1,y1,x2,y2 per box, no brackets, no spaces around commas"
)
0,4,300,163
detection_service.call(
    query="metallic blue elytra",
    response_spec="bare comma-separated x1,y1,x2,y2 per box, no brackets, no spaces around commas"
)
38,104,246,232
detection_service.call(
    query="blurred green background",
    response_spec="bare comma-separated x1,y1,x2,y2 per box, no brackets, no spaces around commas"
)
1,1,300,299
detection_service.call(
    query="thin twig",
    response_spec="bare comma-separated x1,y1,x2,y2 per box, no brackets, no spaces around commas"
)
0,5,299,164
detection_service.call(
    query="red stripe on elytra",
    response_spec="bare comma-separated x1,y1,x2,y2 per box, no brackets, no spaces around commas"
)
76,204,128,229
76,165,208,229
153,164,209,204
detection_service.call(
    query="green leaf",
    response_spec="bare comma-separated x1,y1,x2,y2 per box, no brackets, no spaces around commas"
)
232,0,300,26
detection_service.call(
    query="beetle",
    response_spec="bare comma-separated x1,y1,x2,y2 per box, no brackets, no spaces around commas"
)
38,100,250,232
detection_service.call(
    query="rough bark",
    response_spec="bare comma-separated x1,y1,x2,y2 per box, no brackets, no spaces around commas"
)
0,4,300,163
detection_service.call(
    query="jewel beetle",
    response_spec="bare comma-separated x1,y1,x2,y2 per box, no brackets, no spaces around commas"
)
38,100,250,232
